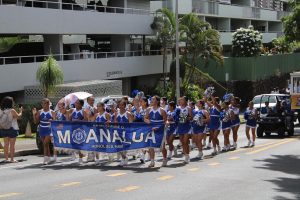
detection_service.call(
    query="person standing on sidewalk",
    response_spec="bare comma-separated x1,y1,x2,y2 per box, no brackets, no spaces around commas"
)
32,98,56,165
0,96,23,163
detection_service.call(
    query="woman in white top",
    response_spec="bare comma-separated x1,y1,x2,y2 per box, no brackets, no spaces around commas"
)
0,97,23,163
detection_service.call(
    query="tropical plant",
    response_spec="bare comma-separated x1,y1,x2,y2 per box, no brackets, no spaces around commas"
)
271,36,293,54
0,36,27,53
232,25,263,57
180,13,223,92
151,8,176,90
36,55,64,97
282,5,300,42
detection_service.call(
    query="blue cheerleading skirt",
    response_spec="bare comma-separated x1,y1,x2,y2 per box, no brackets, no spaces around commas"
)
166,123,177,136
177,122,191,135
246,119,257,128
222,121,232,130
191,123,206,134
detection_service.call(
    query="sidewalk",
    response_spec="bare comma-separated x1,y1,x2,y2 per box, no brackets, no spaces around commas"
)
0,138,39,158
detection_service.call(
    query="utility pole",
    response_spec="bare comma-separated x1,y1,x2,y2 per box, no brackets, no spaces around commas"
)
175,0,180,100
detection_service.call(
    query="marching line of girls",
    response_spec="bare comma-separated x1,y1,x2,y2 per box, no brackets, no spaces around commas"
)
31,94,258,167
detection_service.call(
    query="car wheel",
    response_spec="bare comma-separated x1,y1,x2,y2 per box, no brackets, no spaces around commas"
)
278,127,285,137
265,132,271,137
257,127,264,138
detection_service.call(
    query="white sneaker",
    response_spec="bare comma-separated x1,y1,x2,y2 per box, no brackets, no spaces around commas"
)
108,154,114,162
184,155,190,164
119,157,128,167
233,142,237,149
70,152,76,161
203,141,206,148
95,159,100,165
161,159,168,167
251,141,255,147
212,150,218,156
78,158,83,165
217,146,221,152
51,155,57,163
139,153,145,164
87,153,95,162
206,143,212,149
174,147,178,156
43,156,49,165
167,151,173,159
247,140,252,147
148,160,155,168
196,151,203,159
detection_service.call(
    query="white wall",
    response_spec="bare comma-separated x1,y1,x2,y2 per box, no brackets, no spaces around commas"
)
0,55,171,93
0,6,154,35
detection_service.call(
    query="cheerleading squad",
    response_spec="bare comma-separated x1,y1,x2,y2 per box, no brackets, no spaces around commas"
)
31,94,258,168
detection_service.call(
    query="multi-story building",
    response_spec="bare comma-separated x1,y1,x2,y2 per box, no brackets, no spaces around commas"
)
0,0,171,100
151,0,290,50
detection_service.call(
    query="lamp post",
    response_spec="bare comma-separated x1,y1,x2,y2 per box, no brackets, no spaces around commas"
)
175,0,180,101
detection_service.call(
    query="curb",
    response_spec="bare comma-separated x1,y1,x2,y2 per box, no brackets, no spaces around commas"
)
0,149,40,158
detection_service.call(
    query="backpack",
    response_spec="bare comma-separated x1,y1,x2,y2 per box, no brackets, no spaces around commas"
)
0,109,13,129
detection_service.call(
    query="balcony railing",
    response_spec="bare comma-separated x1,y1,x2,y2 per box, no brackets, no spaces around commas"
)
0,50,162,65
0,0,152,15
277,11,290,20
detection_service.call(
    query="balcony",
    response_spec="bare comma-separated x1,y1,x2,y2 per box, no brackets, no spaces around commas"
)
0,50,170,93
0,0,154,35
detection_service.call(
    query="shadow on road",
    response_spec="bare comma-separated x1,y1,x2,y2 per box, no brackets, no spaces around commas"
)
255,155,300,200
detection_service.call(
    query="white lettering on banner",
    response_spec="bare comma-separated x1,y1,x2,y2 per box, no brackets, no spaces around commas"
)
145,131,156,144
122,131,132,144
86,129,99,143
100,129,111,142
112,130,123,143
57,130,71,144
132,132,143,142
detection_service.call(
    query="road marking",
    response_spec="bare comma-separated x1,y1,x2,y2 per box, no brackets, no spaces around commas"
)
107,172,127,177
208,162,221,166
57,182,81,188
0,193,22,198
157,175,174,181
116,186,140,192
187,167,200,172
246,139,296,155
228,156,240,160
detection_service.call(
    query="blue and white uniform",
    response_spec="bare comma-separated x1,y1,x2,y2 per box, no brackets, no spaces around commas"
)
244,108,257,128
56,111,67,121
167,110,177,136
96,112,109,123
191,109,206,134
134,107,147,122
39,110,53,137
208,106,221,131
149,107,164,124
231,106,240,127
71,109,84,121
116,111,129,123
176,106,191,135
221,109,232,130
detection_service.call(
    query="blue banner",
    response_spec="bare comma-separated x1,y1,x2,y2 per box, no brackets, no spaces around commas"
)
51,121,166,153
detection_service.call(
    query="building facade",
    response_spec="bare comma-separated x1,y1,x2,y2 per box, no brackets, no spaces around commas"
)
0,0,171,100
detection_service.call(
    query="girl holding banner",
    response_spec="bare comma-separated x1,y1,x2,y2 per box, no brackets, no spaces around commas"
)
68,99,88,164
32,98,56,165
114,100,133,167
144,95,167,168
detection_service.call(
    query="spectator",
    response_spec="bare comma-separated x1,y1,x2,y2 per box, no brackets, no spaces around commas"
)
0,96,22,163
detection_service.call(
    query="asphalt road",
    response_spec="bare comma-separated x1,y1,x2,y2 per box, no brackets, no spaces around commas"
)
0,124,299,200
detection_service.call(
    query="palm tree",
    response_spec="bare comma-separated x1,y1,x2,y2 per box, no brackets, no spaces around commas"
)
180,13,223,92
151,8,176,90
36,55,64,97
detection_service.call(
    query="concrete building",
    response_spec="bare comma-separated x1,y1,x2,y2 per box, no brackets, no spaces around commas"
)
151,0,290,47
0,0,171,100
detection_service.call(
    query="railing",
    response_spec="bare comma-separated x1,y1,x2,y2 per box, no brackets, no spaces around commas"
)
0,50,162,65
277,11,290,20
0,0,153,15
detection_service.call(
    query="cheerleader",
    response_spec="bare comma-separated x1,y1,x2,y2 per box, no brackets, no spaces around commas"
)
191,100,210,159
244,101,257,147
32,98,56,165
176,96,192,164
144,95,167,167
161,97,169,112
68,99,88,164
230,97,241,149
166,101,177,159
52,102,68,163
114,100,133,167
220,102,234,152
205,96,222,155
